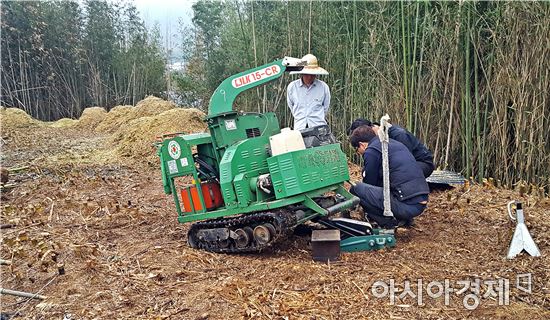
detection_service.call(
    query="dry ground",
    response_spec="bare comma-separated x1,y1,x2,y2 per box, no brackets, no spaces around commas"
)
1,105,549,319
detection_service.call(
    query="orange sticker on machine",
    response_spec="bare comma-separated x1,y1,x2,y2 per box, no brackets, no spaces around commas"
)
231,65,281,88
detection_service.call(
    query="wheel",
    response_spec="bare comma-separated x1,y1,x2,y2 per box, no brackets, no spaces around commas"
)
253,223,276,245
217,239,230,248
234,227,253,248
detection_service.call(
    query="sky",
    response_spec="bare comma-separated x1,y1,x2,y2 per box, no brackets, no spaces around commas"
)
134,0,196,42
133,0,195,59
134,0,195,28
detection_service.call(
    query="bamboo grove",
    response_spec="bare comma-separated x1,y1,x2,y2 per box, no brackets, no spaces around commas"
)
0,0,165,120
179,0,549,189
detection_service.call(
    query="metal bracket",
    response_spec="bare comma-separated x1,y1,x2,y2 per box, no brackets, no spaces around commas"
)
340,229,396,252
303,195,329,216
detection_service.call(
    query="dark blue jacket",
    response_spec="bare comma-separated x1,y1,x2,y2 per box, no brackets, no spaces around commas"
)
389,125,433,165
362,137,429,204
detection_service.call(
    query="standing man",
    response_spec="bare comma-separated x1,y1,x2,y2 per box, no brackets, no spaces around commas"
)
286,54,331,131
349,125,430,230
348,119,435,178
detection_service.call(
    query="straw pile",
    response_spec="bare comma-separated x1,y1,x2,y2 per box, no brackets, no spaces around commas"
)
134,96,177,118
48,118,78,128
0,107,42,132
93,105,134,133
111,107,206,162
76,107,107,129
95,96,176,133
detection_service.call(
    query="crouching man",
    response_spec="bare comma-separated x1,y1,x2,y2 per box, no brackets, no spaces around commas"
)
348,119,435,178
349,125,430,230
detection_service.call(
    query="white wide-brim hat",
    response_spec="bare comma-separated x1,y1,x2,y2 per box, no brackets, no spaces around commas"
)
289,54,329,75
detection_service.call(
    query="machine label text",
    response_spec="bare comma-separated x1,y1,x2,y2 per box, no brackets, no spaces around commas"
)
167,160,178,174
232,65,281,88
180,158,189,167
225,119,237,130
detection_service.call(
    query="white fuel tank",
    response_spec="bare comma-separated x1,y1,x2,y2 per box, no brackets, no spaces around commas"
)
269,128,306,156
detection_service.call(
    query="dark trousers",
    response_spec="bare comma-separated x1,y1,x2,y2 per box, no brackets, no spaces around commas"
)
351,183,427,228
418,161,435,178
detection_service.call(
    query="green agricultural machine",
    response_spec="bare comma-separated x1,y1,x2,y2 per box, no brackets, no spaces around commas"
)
156,57,393,253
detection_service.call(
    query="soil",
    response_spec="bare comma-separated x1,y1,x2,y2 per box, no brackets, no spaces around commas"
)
1,102,549,320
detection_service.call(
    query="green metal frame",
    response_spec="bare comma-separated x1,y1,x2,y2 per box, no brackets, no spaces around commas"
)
206,112,281,164
208,59,287,116
158,133,213,216
217,135,272,207
177,183,356,223
340,231,396,252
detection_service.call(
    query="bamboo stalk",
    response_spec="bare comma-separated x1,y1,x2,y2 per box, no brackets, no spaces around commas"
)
474,30,481,182
400,1,410,129
0,288,46,300
464,4,472,178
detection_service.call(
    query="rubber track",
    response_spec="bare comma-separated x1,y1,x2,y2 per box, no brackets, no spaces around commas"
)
187,210,296,253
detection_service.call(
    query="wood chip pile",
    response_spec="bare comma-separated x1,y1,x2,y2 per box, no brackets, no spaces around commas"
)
77,107,108,130
94,105,134,133
111,107,206,164
0,107,42,132
1,97,206,166
95,96,177,134
48,118,79,128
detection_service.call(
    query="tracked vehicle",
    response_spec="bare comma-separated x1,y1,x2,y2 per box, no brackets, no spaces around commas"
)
157,57,376,253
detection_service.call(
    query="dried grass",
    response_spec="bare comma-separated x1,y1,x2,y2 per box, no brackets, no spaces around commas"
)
94,105,134,133
111,108,206,163
0,107,43,132
134,96,176,118
77,107,107,129
48,118,78,128
95,96,177,134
